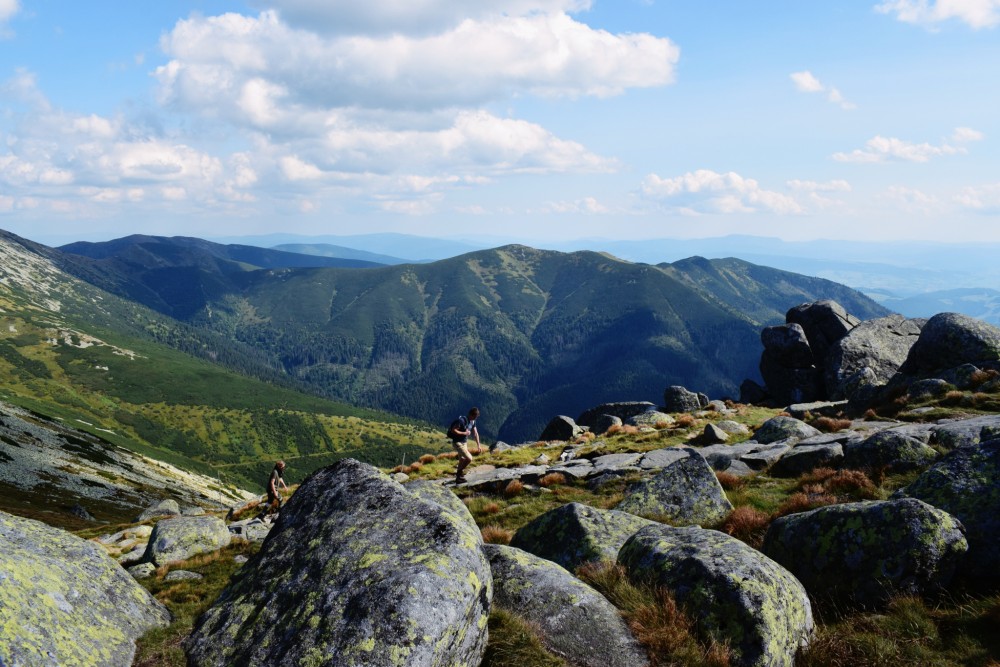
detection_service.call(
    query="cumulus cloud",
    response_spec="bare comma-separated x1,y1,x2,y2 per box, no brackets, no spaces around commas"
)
790,70,856,110
255,0,592,35
541,196,609,214
833,127,984,163
876,0,1000,29
641,170,804,215
786,179,852,192
0,0,19,35
955,182,1000,212
884,185,943,213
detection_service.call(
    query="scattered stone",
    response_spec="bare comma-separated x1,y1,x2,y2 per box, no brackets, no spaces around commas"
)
786,400,848,420
533,454,551,465
753,416,821,444
539,415,585,441
932,414,1000,449
0,510,170,667
590,452,643,475
511,502,655,571
706,399,731,413
939,363,982,389
143,515,231,566
135,498,181,522
626,410,675,427
619,524,814,667
715,420,751,436
234,555,249,564
738,443,792,471
663,385,702,413
228,518,272,543
763,499,967,607
907,378,950,401
164,569,204,582
128,562,157,580
547,460,595,480
638,447,692,470
577,402,657,428
68,503,96,522
117,544,149,565
700,423,730,444
769,444,844,478
186,459,491,667
590,414,623,435
895,439,1000,582
616,449,733,525
485,545,649,667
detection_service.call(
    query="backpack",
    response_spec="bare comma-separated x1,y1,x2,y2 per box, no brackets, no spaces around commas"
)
447,416,467,441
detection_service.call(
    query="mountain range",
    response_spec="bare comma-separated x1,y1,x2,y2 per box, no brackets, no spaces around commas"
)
53,233,888,442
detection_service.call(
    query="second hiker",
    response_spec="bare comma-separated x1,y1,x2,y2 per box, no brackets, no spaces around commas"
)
448,407,482,484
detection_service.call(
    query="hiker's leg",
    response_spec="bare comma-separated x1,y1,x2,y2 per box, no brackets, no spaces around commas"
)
455,443,472,476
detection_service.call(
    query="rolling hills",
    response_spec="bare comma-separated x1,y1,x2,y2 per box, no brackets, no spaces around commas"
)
55,235,888,442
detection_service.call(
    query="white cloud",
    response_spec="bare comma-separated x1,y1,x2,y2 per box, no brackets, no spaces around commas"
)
641,170,804,215
884,185,942,213
786,179,852,192
833,127,983,162
876,0,1000,29
0,0,18,35
542,196,609,214
256,0,592,35
790,70,856,110
955,182,1000,212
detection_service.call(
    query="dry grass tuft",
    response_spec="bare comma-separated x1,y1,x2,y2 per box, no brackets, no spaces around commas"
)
969,368,999,388
606,424,623,435
715,471,747,491
538,473,567,488
436,451,458,460
418,454,436,464
863,408,878,420
654,420,673,430
720,506,771,549
482,501,501,514
481,524,515,545
825,469,877,498
503,479,525,498
408,461,424,472
675,414,696,428
390,465,406,473
811,416,852,433
774,491,837,518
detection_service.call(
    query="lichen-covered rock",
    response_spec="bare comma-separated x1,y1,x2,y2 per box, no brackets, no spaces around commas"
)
616,449,733,525
577,401,656,427
485,544,649,667
185,459,491,667
900,312,1000,378
931,414,1000,450
143,515,231,566
762,499,967,607
769,443,843,477
907,378,949,401
627,410,675,427
894,439,1000,582
753,416,821,444
0,510,170,667
511,502,655,571
135,498,181,522
540,415,584,441
405,479,480,534
619,524,814,667
843,430,938,472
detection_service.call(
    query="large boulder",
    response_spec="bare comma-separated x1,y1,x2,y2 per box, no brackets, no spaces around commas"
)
577,401,656,427
185,459,491,667
0,510,170,667
768,443,843,477
763,499,967,607
894,439,1000,582
786,299,860,364
842,430,938,472
135,498,181,522
510,502,655,571
143,515,232,566
663,385,703,413
404,479,479,532
615,449,733,525
753,416,821,444
539,415,585,441
761,323,814,368
759,355,824,405
619,524,814,667
825,314,924,400
900,312,1000,378
485,544,649,667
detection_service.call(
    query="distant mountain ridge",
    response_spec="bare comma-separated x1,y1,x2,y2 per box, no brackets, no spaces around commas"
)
40,232,888,441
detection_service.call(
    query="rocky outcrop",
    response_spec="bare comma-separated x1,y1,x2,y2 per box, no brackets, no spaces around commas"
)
615,449,733,525
825,314,924,400
787,300,861,364
0,510,170,667
577,401,656,428
143,515,232,566
511,502,655,571
539,415,585,441
895,439,1000,582
485,544,649,667
186,459,491,667
619,524,814,667
763,499,967,607
900,312,1000,378
843,430,938,472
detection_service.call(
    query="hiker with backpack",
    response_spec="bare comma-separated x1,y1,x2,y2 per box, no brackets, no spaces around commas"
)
448,407,482,484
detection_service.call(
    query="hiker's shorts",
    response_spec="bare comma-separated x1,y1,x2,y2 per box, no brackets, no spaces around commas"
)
452,441,473,463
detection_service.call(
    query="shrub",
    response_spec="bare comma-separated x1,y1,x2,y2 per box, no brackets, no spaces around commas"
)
538,473,566,488
418,454,436,464
481,525,515,545
503,480,525,498
715,471,747,491
811,416,852,433
721,506,771,549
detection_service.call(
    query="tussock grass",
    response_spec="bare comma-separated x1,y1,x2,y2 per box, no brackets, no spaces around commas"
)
481,609,567,667
481,524,514,545
715,471,747,491
810,416,852,433
538,472,567,488
719,506,771,549
503,479,525,498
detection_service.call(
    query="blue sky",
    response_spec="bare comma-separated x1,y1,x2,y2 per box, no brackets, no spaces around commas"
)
1,0,998,245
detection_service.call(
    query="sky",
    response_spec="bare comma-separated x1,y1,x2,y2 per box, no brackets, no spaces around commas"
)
1,0,999,246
